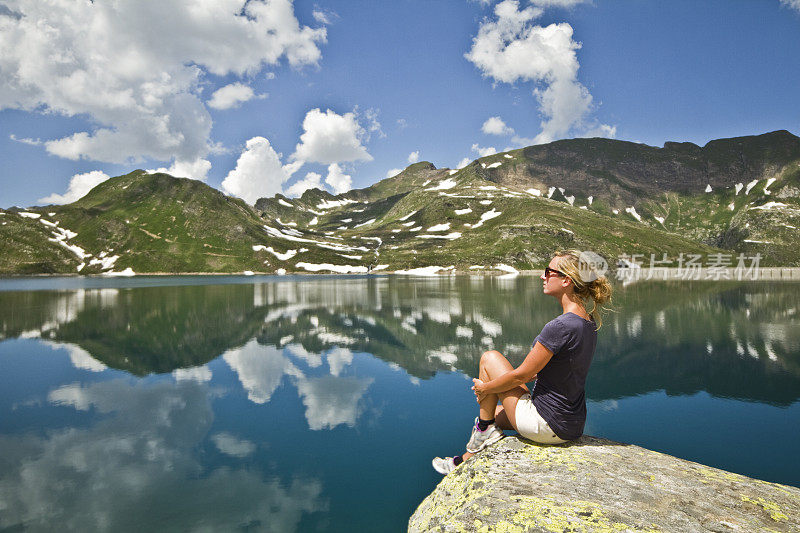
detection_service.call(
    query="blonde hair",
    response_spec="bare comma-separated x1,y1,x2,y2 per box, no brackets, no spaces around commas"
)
553,249,613,329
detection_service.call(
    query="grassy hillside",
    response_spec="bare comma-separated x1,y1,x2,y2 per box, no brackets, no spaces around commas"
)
2,131,798,275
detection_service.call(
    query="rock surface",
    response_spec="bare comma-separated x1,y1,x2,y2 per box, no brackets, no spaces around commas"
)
409,436,800,532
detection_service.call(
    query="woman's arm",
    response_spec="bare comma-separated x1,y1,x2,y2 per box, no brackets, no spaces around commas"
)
474,342,555,395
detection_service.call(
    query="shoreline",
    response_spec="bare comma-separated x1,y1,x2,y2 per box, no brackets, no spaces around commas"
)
2,267,800,280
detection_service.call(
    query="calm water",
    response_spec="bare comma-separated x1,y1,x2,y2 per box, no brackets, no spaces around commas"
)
0,275,798,531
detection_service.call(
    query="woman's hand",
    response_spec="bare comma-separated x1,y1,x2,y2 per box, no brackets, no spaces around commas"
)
472,378,487,403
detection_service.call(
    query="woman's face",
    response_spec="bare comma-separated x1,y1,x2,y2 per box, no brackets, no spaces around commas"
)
541,256,570,296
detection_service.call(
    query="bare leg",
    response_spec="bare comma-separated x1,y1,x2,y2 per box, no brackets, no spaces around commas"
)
477,350,529,431
452,351,530,466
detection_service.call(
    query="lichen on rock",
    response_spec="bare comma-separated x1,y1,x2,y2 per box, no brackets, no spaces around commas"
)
409,436,800,532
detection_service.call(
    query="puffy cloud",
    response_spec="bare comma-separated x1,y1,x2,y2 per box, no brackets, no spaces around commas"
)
780,0,800,12
386,168,404,178
407,151,420,163
326,347,353,377
223,340,302,404
148,158,212,181
38,170,111,205
581,123,617,139
457,157,472,169
481,117,514,136
530,0,590,7
325,163,352,195
0,0,326,165
221,137,293,204
63,344,108,373
295,375,373,430
172,366,213,383
471,143,498,157
482,116,515,136
285,172,323,197
0,378,325,531
211,432,256,457
291,109,372,165
207,82,262,110
465,0,613,144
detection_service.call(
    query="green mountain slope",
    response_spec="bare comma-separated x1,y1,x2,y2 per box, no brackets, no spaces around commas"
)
2,131,798,275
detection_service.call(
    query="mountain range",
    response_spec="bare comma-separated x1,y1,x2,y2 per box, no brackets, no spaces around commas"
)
1,130,798,275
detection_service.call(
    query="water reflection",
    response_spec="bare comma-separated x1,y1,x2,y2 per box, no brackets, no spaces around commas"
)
1,278,798,405
0,377,325,531
1,277,799,529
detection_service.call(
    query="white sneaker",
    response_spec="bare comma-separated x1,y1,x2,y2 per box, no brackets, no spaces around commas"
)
432,456,457,475
465,417,504,453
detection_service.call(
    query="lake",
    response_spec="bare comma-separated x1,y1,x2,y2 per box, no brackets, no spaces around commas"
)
1,275,798,532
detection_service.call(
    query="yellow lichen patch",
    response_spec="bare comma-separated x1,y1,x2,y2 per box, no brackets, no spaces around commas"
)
741,496,789,522
522,442,604,471
498,495,662,533
755,479,796,497
410,466,493,530
696,466,746,483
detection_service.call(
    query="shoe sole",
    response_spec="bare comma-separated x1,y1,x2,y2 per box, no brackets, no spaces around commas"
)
466,431,504,453
431,459,452,475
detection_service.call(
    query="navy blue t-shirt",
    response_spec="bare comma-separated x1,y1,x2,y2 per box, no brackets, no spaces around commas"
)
531,312,598,440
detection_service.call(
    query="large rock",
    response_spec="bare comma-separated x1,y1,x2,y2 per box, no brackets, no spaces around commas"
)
409,436,799,532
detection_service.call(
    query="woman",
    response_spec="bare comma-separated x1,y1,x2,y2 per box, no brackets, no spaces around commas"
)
433,250,612,474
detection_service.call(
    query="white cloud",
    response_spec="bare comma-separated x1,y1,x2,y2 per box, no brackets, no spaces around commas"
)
221,137,292,205
285,172,323,197
386,168,404,178
530,0,590,7
9,134,42,146
172,366,212,383
581,123,617,139
363,108,385,138
465,0,613,144
207,82,262,110
0,0,326,165
471,143,498,157
326,347,353,377
482,116,515,136
312,9,332,25
39,170,111,205
291,109,372,164
325,163,352,195
407,151,420,163
2,379,325,531
211,432,256,457
457,157,472,169
64,345,107,372
295,375,373,430
148,158,212,181
780,0,800,12
223,340,302,404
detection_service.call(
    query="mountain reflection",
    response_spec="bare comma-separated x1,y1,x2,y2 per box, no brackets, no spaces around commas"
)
1,277,798,405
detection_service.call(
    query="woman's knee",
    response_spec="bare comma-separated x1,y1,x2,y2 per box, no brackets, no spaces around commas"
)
480,350,504,367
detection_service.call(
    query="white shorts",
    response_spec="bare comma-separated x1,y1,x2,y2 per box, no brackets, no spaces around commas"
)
514,393,568,444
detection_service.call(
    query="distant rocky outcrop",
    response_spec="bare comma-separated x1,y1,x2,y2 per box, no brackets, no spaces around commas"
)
409,436,800,532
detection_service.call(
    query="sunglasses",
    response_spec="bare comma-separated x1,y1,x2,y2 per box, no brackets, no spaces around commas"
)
544,267,568,278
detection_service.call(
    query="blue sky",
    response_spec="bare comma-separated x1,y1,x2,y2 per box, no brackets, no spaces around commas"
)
1,0,799,208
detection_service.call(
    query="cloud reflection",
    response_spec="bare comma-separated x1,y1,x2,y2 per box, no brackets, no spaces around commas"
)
0,379,325,532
